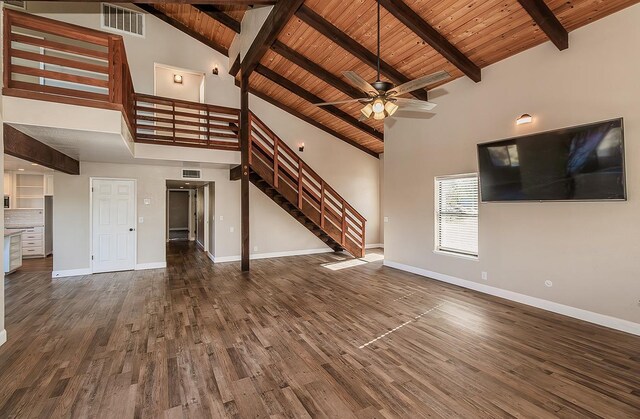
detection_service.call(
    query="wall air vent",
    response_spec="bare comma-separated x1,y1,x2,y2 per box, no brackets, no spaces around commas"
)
4,1,26,10
182,169,202,179
101,3,145,37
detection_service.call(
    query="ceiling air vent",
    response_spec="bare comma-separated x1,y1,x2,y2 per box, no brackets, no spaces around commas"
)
101,3,145,37
182,169,202,179
4,1,26,10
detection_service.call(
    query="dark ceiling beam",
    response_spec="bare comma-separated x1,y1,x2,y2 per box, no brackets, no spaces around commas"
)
517,0,568,50
4,124,80,175
255,64,383,142
234,80,379,158
229,54,241,77
296,5,428,101
379,0,481,83
193,5,241,34
241,0,306,76
271,41,363,99
134,4,229,56
45,1,277,4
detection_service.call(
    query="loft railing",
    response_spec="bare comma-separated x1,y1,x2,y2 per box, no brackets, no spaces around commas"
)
134,94,240,150
2,9,135,132
248,112,366,257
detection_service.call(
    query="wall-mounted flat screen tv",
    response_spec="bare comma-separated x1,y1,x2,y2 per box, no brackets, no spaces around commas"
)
478,118,626,202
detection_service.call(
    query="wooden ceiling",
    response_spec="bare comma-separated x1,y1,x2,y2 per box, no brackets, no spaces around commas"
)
141,0,640,157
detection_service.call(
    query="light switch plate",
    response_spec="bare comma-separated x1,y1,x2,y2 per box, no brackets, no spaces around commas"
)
230,226,234,233
384,217,389,223
138,217,144,223
143,198,151,205
220,215,224,221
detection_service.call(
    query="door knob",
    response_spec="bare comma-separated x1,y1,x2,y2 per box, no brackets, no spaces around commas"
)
129,228,135,232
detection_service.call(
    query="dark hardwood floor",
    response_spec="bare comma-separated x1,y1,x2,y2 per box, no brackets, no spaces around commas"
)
0,242,638,418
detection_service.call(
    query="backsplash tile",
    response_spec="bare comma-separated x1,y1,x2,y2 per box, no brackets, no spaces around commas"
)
5,209,44,228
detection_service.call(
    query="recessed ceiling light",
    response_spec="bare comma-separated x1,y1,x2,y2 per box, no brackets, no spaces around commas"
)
18,168,25,171
173,74,183,84
32,163,39,166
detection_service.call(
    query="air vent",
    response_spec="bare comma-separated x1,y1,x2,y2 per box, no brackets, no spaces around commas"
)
182,169,202,179
101,3,145,37
4,1,26,10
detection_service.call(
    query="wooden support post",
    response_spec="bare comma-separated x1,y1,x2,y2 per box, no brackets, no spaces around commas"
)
297,163,303,208
341,205,347,246
273,139,279,188
240,73,250,272
320,181,325,229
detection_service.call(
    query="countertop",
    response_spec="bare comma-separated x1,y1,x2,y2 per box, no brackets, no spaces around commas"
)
4,230,26,237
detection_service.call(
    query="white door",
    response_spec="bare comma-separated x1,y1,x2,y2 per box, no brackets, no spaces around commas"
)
91,179,136,273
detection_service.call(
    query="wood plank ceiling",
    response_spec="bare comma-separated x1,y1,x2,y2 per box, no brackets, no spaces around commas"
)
144,0,640,156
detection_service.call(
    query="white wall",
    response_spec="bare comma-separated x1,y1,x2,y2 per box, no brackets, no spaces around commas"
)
384,5,640,328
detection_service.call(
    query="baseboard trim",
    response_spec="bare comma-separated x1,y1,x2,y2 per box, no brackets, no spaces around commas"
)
52,268,92,278
214,247,339,263
0,329,6,347
365,243,384,249
135,262,167,271
383,260,640,336
206,251,215,263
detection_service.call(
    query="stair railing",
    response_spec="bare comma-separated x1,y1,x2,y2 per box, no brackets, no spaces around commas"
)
3,9,135,133
134,94,240,150
248,112,366,258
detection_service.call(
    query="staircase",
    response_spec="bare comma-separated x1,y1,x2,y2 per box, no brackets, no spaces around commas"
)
232,113,367,258
1,9,367,259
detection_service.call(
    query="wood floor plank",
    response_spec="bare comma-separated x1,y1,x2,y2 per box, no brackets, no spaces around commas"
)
0,243,638,418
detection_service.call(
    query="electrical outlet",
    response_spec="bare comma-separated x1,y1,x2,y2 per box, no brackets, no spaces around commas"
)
545,280,553,287
481,271,488,281
384,217,389,223
253,246,258,252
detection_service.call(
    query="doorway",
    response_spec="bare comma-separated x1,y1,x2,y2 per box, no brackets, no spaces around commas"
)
90,178,137,273
167,190,191,241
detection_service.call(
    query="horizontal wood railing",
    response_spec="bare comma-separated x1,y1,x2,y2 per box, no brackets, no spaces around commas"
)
248,112,366,258
134,94,240,150
3,9,135,132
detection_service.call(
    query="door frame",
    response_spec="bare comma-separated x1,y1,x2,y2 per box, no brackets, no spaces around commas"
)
89,177,138,273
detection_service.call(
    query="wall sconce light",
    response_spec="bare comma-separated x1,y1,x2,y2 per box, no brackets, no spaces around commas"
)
298,143,305,152
212,67,219,75
173,74,183,84
516,113,533,125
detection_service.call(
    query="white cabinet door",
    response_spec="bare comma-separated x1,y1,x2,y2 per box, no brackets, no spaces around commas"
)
91,179,136,273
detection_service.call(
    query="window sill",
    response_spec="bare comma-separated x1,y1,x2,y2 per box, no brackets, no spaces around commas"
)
433,250,479,261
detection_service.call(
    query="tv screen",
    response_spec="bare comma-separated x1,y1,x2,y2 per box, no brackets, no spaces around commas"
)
478,118,626,202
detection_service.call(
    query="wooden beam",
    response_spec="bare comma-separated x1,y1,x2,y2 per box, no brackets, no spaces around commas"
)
296,5,428,101
3,124,80,175
240,73,250,272
134,4,229,56
193,5,241,34
229,54,241,77
379,0,481,83
517,0,568,50
42,1,276,4
241,0,306,76
255,64,383,142
235,80,379,158
271,41,363,99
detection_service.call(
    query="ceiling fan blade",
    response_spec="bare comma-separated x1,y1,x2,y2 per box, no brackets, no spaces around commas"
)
342,71,378,96
314,98,372,107
392,97,438,111
387,70,450,97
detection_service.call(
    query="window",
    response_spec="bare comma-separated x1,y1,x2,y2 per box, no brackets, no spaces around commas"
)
101,3,145,37
435,174,479,258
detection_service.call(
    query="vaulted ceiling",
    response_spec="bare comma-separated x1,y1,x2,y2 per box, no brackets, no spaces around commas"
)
138,0,640,157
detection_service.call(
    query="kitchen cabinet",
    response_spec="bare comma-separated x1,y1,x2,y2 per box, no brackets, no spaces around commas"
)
4,231,23,274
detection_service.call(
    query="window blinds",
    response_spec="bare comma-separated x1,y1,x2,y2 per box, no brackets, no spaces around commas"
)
435,175,479,257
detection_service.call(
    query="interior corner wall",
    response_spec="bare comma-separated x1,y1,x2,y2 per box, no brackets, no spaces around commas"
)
0,4,6,345
383,4,640,326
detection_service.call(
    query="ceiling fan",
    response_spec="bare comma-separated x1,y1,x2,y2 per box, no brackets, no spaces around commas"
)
314,0,450,120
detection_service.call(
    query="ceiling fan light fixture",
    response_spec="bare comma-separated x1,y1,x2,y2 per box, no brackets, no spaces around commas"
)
385,101,399,116
361,103,374,119
372,98,385,114
373,111,386,121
